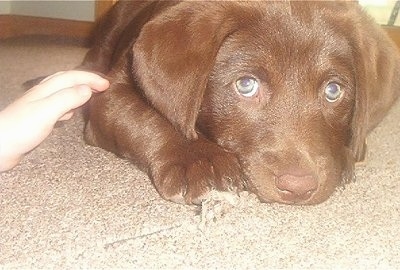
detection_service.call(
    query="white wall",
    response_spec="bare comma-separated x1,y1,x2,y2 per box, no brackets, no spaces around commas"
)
0,1,11,14
360,0,400,25
0,1,398,25
1,1,95,22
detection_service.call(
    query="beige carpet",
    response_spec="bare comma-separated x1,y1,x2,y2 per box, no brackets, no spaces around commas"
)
1,36,399,269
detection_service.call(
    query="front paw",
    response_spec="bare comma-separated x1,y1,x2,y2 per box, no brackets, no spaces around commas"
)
150,139,244,204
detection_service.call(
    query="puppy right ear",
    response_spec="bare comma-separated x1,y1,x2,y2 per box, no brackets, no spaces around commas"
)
131,3,242,140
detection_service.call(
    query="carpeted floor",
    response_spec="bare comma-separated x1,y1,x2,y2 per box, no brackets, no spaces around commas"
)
0,36,399,269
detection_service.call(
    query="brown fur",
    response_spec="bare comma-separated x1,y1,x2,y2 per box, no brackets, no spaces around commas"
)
81,1,400,205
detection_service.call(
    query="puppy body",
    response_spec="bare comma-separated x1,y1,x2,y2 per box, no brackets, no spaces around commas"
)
82,1,400,205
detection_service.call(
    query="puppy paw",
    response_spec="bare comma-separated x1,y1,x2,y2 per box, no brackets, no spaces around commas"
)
151,138,244,204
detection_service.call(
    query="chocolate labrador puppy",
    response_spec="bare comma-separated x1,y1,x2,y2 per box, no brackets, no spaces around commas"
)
81,1,400,205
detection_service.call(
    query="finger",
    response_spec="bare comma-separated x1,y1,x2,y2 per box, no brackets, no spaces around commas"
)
39,71,65,84
36,84,93,122
40,70,110,92
24,70,109,102
59,111,74,121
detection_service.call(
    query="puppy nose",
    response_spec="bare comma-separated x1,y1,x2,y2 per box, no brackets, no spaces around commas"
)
275,173,318,203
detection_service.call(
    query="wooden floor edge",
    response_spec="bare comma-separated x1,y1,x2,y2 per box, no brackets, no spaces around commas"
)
0,15,95,43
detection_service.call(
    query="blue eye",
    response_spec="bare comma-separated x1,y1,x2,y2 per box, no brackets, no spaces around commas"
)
235,76,259,97
324,82,343,103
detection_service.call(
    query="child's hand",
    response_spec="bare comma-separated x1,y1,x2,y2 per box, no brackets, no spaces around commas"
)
0,70,110,172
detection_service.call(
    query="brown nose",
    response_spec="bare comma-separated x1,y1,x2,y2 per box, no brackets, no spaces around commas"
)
275,173,318,203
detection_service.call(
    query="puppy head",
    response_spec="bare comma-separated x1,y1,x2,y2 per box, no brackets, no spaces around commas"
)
133,2,399,204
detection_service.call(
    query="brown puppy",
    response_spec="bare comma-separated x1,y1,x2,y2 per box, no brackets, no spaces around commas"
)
81,1,400,205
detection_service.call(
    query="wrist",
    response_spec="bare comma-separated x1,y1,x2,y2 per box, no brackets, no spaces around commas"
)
0,155,22,172
0,115,22,172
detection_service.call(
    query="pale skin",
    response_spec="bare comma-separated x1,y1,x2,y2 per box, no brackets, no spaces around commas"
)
0,71,110,172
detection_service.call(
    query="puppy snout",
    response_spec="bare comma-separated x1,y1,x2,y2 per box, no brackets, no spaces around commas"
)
275,173,318,203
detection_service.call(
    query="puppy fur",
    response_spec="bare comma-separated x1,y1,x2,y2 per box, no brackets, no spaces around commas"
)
81,1,400,205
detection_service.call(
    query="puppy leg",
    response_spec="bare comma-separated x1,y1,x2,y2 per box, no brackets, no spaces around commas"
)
85,79,244,205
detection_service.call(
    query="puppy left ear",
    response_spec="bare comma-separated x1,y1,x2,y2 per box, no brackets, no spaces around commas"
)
132,3,238,140
350,6,400,162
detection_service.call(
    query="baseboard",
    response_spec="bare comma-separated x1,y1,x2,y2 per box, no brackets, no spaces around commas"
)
383,26,400,50
0,14,398,50
0,15,94,43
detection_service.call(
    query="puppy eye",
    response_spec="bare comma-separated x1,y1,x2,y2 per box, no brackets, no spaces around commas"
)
235,76,259,97
324,82,343,103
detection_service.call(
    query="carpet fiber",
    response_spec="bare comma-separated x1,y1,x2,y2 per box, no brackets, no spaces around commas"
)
1,36,399,269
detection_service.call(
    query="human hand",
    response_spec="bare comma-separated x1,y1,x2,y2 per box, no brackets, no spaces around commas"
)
0,70,110,171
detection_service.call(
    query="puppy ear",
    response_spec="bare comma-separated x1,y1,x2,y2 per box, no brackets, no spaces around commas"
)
132,3,237,140
350,9,400,162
